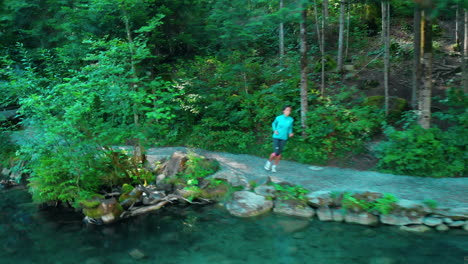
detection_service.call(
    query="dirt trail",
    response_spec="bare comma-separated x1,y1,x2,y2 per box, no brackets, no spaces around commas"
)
145,147,468,209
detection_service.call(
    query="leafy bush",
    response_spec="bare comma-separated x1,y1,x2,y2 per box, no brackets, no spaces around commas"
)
376,90,467,177
342,192,398,215
286,90,384,164
270,183,309,201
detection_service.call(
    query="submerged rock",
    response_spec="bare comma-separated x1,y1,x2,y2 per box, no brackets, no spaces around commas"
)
129,248,146,260
273,199,315,218
399,225,431,233
226,191,273,217
276,219,310,233
435,224,449,232
448,220,465,227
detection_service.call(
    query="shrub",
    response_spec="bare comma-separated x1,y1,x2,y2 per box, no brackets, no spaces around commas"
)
286,91,384,164
376,107,467,177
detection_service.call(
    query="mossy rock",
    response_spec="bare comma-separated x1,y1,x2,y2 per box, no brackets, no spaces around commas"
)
122,184,134,193
363,96,408,122
183,158,220,177
201,184,229,201
79,199,101,209
82,198,124,222
118,184,142,202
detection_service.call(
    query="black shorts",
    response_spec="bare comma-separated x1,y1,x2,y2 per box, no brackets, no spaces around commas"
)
273,138,287,155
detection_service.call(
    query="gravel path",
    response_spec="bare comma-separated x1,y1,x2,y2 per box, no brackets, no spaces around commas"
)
145,147,468,209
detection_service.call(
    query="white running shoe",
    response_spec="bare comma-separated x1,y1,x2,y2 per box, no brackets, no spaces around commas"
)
271,165,277,173
264,161,272,171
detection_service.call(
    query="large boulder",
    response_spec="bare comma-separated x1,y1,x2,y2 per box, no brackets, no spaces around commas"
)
273,200,315,218
210,170,250,189
200,183,229,201
380,214,423,226
158,151,188,179
254,185,276,197
306,191,332,208
423,216,443,227
344,212,379,226
316,207,333,221
226,191,273,217
432,207,468,221
266,176,295,186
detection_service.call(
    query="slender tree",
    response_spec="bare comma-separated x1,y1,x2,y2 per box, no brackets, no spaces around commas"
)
464,8,468,93
300,5,309,134
344,2,351,62
121,4,145,163
279,0,285,57
337,1,346,73
456,3,461,46
382,0,390,115
418,8,433,129
412,5,422,109
313,0,325,95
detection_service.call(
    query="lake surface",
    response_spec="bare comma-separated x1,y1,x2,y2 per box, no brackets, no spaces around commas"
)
1,187,466,264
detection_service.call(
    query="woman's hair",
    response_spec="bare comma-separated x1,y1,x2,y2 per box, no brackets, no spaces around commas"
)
282,105,292,111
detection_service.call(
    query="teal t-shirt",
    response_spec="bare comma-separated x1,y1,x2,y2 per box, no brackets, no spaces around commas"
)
272,115,293,140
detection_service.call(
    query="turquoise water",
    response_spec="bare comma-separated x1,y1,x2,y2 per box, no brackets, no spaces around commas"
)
1,187,466,264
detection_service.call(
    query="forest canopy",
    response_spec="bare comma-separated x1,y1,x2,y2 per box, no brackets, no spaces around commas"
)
0,0,466,205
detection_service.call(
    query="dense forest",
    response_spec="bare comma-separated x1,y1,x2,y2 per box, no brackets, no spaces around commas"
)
0,0,467,206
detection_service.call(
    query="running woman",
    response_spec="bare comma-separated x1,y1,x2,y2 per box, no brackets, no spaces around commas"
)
264,106,294,173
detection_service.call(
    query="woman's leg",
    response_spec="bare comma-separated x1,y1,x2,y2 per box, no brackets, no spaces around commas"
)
273,139,286,165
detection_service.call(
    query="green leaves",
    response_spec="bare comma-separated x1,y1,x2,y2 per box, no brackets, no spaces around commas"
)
376,108,467,177
271,183,309,201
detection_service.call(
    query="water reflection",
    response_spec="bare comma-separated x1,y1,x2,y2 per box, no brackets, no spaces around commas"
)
0,188,466,264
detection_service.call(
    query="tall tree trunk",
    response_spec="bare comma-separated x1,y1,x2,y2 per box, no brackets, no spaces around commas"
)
382,1,390,116
279,0,285,57
418,9,433,129
300,8,309,135
455,4,460,46
337,1,346,73
323,0,329,41
313,0,324,95
412,6,422,109
464,9,468,94
321,2,326,96
344,2,351,62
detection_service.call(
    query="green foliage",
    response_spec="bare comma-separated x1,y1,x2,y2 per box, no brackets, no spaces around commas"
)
373,193,398,215
182,151,219,181
5,25,180,204
377,90,467,177
422,199,438,209
270,183,309,201
342,192,398,215
342,192,372,211
287,89,384,164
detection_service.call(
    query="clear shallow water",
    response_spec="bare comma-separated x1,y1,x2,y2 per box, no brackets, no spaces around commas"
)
1,188,466,264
